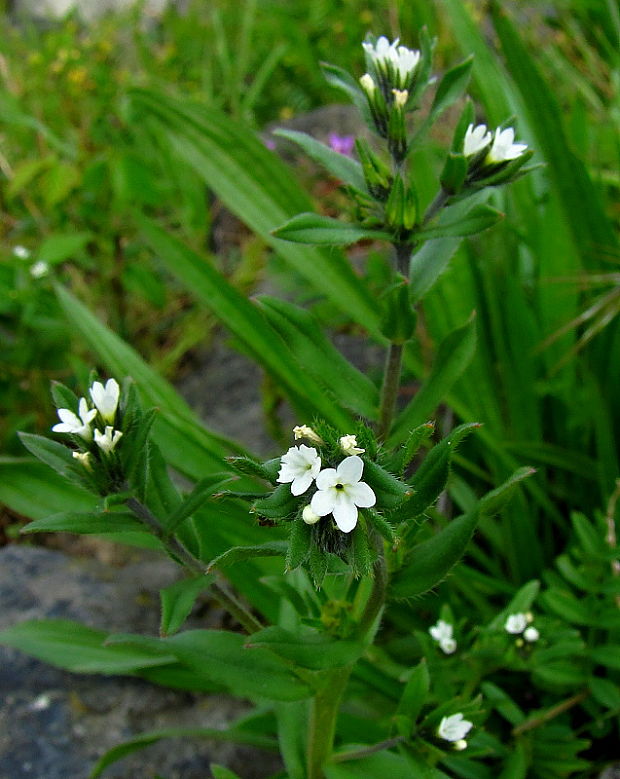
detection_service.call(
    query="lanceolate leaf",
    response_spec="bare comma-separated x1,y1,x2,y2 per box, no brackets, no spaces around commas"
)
388,316,477,446
389,509,480,599
416,204,504,241
160,575,214,637
129,89,380,335
257,296,379,420
206,542,289,572
138,217,354,430
274,128,367,191
246,626,364,670
273,213,390,246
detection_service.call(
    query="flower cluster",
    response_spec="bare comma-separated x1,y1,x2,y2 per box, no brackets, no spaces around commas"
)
52,378,123,457
277,428,376,533
429,618,457,654
362,35,421,94
504,612,539,643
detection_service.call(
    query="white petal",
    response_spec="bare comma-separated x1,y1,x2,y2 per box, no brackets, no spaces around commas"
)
316,467,338,490
291,471,314,496
346,481,376,508
311,488,336,517
57,408,80,427
332,496,358,533
52,422,72,433
337,455,363,484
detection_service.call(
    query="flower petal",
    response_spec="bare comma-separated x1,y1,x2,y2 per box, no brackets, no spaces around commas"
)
336,455,363,484
332,496,358,533
311,488,336,517
346,481,376,508
291,471,314,496
316,467,338,490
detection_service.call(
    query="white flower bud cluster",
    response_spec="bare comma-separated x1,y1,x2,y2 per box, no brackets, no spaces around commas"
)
52,378,123,457
504,612,539,643
429,618,457,654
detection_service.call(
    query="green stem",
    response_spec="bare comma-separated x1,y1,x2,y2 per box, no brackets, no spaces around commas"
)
126,496,263,634
307,667,352,779
331,736,405,763
355,535,388,640
377,341,404,442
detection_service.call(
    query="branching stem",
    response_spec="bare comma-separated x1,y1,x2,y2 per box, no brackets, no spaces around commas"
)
126,496,263,634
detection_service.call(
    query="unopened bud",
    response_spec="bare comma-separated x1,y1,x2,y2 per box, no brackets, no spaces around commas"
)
360,73,376,94
392,88,408,108
302,505,321,525
454,740,467,751
293,425,324,444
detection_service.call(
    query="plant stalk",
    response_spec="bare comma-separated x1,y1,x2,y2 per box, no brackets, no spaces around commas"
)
307,667,352,779
377,341,404,442
126,496,263,634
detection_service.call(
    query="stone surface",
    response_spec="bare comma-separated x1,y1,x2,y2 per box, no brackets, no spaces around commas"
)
0,546,281,778
11,0,175,22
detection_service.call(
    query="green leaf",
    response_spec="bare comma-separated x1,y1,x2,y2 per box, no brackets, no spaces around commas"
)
274,128,367,192
389,509,479,599
211,766,244,779
397,659,430,726
246,626,364,670
18,432,77,479
129,89,380,335
286,517,312,571
0,619,176,674
207,542,288,572
430,56,474,120
165,475,233,534
160,575,213,637
257,296,379,420
478,467,536,517
21,510,149,536
37,232,92,265
89,727,277,779
273,212,390,246
416,204,504,240
589,645,620,670
109,630,312,701
388,316,477,446
589,677,620,710
139,217,354,430
326,750,417,778
498,743,529,779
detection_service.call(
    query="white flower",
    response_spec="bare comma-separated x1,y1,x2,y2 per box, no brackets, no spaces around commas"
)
486,127,528,163
362,37,420,82
392,88,408,108
277,445,321,496
302,505,321,525
89,378,120,423
94,426,123,454
13,245,30,260
429,619,457,654
72,451,93,470
52,398,97,441
523,626,540,642
359,73,377,94
437,713,473,743
463,123,492,156
29,261,49,278
293,425,323,444
310,455,376,533
339,434,365,456
505,613,528,634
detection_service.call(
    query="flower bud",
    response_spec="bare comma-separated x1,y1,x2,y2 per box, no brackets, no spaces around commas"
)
302,505,321,525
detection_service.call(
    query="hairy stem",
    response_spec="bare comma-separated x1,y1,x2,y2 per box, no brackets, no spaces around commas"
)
355,536,388,640
377,342,404,442
307,667,352,779
511,689,589,736
331,736,405,763
126,496,263,634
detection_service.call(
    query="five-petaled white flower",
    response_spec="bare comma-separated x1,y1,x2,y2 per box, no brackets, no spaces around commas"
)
52,398,97,441
362,36,420,82
277,445,321,496
89,378,120,424
463,123,492,157
310,455,376,533
437,713,473,743
504,613,528,634
486,127,528,163
94,426,123,454
339,435,365,456
429,619,457,654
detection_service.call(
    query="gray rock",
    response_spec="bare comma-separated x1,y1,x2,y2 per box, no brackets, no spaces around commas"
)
11,0,174,22
0,546,281,778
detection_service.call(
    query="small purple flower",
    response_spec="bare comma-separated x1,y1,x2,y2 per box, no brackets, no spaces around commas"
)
263,137,277,151
328,133,355,157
